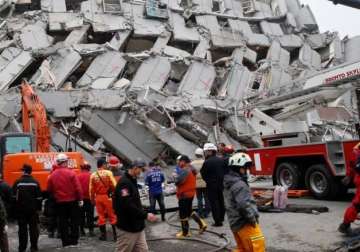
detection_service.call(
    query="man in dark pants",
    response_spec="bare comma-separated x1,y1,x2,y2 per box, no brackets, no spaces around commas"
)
0,174,12,219
12,164,42,252
113,159,157,251
201,143,226,227
78,162,95,237
0,197,9,252
145,162,166,221
47,154,83,247
175,155,207,238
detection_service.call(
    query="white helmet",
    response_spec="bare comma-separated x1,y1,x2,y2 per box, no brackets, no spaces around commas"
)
194,148,204,156
228,153,252,167
56,153,69,164
203,143,217,152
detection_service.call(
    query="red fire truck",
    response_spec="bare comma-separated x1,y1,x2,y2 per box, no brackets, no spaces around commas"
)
247,133,359,199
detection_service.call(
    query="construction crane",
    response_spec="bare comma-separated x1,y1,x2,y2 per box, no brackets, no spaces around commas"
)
328,0,360,9
0,80,84,191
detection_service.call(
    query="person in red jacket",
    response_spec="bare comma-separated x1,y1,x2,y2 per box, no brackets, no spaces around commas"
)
77,162,95,237
47,154,83,247
175,155,207,238
90,158,117,241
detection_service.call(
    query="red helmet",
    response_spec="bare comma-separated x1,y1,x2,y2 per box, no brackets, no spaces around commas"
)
224,145,234,154
108,155,121,167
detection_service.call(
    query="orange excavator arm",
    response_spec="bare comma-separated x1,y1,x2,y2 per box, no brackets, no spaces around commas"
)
21,80,51,153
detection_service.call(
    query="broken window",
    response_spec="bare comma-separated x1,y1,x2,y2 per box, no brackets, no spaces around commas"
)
145,0,168,20
217,17,230,29
212,0,221,12
240,0,255,15
249,22,263,34
124,37,156,53
103,0,121,13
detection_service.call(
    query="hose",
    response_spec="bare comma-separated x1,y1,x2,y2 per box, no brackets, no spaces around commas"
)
332,234,360,251
146,211,231,252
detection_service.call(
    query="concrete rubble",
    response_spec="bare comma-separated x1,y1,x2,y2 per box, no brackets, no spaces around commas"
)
0,0,358,163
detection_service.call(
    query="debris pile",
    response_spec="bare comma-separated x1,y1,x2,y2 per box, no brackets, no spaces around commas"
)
0,0,359,163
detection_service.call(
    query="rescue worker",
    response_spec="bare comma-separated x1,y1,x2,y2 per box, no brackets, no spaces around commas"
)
339,150,360,235
0,197,8,252
175,155,207,238
47,154,83,247
145,161,166,221
77,162,95,237
201,143,226,227
108,155,123,182
13,164,42,252
90,158,117,241
113,159,157,252
192,148,210,218
217,143,226,158
224,152,265,252
0,175,12,219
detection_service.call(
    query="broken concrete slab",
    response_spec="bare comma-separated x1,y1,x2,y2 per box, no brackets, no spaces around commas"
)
298,43,321,70
77,51,126,89
109,30,131,51
0,47,33,91
41,0,66,12
144,119,198,159
294,5,318,32
81,0,128,32
267,41,290,69
79,109,165,162
31,48,82,89
64,25,90,46
129,55,171,93
177,60,216,97
18,24,54,51
48,12,84,31
169,12,200,43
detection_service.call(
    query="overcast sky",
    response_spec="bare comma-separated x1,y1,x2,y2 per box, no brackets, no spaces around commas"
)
300,0,360,38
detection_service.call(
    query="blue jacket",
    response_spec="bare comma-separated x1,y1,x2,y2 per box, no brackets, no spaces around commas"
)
145,167,165,196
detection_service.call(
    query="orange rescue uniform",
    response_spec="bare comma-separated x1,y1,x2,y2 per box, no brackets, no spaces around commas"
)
89,169,117,226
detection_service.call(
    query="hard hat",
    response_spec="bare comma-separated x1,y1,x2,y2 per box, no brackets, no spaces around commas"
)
224,145,234,154
228,153,252,168
176,155,182,161
203,143,217,152
195,148,204,156
108,155,121,167
56,153,69,164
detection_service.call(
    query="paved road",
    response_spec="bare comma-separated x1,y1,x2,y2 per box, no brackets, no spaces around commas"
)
7,194,355,251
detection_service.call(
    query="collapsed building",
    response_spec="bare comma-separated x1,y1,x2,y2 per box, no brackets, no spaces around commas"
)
0,0,359,164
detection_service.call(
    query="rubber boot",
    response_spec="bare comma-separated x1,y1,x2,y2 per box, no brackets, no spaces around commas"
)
88,228,95,237
338,222,352,235
191,211,207,234
99,225,107,241
80,227,86,236
111,225,117,242
176,219,191,238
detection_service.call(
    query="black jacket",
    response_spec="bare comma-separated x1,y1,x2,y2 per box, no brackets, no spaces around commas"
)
113,172,147,233
0,180,12,214
12,175,42,215
201,155,225,188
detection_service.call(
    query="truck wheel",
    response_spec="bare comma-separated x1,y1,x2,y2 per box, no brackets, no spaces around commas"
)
275,162,302,189
305,164,337,200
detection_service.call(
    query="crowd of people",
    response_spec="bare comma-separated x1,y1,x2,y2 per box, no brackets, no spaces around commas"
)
0,141,268,252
